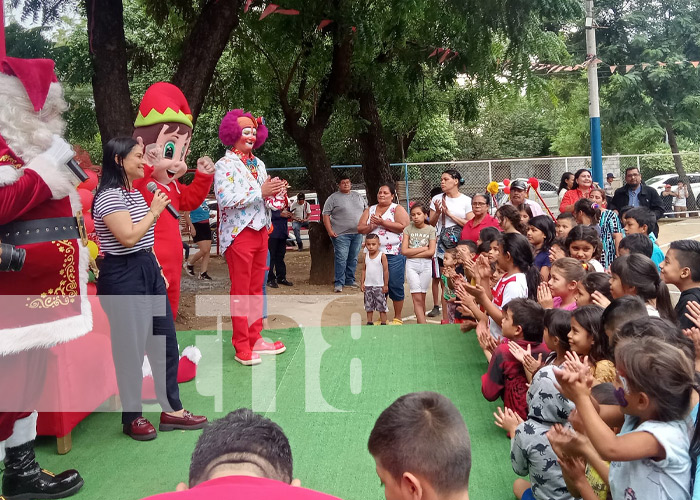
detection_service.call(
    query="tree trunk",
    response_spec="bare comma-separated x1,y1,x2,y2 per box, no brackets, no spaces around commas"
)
278,26,354,284
353,85,393,206
86,0,133,147
396,129,417,163
171,0,242,123
665,122,697,212
293,135,337,284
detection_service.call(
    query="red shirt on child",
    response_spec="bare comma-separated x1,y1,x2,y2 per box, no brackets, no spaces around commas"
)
481,339,550,420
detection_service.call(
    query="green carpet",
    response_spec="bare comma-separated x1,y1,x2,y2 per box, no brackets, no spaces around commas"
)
33,325,518,499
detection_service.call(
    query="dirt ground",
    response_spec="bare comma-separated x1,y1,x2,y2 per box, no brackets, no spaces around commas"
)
176,217,700,331
176,247,431,331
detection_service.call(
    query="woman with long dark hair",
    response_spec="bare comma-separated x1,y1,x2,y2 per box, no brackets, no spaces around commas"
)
93,137,206,441
358,182,409,324
429,169,473,322
558,172,574,202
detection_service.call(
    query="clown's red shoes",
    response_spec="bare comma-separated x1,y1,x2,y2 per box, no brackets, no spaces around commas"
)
253,340,286,355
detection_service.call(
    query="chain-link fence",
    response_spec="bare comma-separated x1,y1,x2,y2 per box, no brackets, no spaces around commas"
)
268,151,700,211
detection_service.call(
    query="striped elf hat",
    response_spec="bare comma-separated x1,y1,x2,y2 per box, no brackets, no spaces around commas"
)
134,82,193,128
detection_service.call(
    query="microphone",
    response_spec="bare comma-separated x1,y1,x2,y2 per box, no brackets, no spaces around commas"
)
146,182,179,219
66,158,89,183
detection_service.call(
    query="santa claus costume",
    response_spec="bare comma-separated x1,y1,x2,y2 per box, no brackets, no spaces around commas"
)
132,82,215,321
215,110,288,366
0,56,88,499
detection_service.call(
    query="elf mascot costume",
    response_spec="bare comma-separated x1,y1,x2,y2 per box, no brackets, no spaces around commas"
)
132,82,212,385
0,57,88,498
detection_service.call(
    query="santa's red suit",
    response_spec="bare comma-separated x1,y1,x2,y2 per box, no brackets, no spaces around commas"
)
131,82,214,320
0,56,88,499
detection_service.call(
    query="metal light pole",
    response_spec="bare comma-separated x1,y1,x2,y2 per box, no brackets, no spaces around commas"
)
585,0,604,186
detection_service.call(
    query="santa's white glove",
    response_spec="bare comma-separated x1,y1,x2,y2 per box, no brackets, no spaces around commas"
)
43,135,76,167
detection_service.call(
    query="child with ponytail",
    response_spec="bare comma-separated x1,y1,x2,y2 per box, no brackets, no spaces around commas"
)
464,232,540,341
610,254,676,321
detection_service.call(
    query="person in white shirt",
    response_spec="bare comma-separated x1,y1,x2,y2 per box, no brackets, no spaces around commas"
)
288,193,311,250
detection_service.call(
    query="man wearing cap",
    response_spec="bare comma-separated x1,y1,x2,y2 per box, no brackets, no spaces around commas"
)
132,82,215,321
604,173,616,199
506,179,544,217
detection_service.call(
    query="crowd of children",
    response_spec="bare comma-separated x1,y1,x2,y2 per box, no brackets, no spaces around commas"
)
356,183,700,499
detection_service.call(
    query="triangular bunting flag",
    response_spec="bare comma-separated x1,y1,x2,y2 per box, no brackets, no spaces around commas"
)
610,65,617,73
259,3,279,19
658,61,667,67
244,0,254,12
275,9,299,15
642,63,649,69
626,65,634,73
439,49,451,64
429,48,438,58
692,61,700,68
318,19,333,30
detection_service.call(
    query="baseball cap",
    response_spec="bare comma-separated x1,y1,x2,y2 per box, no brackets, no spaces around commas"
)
510,179,527,191
606,173,615,179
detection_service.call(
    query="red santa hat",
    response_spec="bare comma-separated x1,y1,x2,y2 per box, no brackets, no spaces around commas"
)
0,57,58,112
0,57,59,171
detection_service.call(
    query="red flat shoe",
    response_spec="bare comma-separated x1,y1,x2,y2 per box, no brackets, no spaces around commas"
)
123,417,156,441
253,340,286,355
159,410,208,431
234,351,262,366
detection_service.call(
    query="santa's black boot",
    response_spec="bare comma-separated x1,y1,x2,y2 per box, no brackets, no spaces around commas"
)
2,442,83,499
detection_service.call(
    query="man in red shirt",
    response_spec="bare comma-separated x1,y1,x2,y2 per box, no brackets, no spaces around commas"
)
141,409,341,500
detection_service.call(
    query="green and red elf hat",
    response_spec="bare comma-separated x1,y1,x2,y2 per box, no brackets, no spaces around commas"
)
134,82,193,128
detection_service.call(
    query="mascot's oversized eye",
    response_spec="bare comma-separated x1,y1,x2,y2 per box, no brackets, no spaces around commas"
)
163,141,176,159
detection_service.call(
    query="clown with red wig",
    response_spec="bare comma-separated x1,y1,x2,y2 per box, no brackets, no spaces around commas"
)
215,110,287,366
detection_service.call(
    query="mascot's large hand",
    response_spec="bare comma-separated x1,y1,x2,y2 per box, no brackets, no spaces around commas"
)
196,156,215,175
23,135,77,200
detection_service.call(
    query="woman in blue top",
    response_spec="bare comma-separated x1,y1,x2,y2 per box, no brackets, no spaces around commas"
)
184,199,213,280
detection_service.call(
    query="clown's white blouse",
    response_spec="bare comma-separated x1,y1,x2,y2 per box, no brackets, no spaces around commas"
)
214,150,273,254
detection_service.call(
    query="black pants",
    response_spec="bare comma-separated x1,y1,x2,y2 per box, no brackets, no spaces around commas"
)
267,237,287,282
97,250,182,425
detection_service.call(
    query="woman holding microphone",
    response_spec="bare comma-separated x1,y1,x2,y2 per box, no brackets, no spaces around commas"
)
93,137,206,441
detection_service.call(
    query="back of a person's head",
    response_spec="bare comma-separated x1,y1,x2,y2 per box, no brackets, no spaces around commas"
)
613,317,694,363
503,298,545,342
479,226,501,243
602,295,648,339
669,240,700,281
368,392,471,495
188,409,293,487
625,207,656,235
619,233,653,258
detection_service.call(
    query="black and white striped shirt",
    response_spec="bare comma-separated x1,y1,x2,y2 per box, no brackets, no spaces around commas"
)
93,188,154,255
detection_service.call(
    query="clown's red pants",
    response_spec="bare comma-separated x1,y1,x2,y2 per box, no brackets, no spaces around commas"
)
224,227,268,356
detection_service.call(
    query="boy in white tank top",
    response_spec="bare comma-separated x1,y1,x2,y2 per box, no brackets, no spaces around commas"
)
362,234,389,325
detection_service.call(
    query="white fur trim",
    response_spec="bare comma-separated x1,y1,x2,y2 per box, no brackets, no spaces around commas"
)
4,412,38,448
0,165,21,187
180,345,201,365
23,155,75,200
142,356,152,378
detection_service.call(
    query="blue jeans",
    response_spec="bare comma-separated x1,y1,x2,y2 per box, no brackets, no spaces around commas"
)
292,221,303,249
331,233,363,287
386,254,406,301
